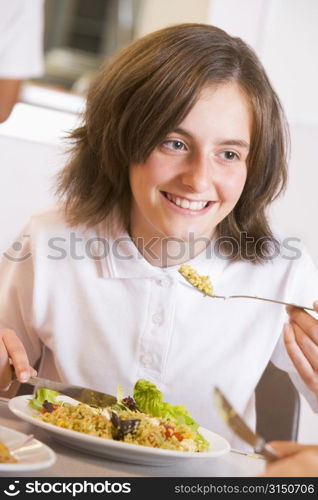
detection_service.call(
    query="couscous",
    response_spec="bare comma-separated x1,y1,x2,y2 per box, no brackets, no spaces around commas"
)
179,264,214,296
29,380,210,453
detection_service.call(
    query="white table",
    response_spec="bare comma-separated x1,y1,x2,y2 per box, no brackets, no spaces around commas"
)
0,398,265,477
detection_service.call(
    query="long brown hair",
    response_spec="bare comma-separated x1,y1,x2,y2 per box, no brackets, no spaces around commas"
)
56,23,289,263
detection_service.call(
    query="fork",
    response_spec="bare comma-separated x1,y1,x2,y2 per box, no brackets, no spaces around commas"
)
179,273,315,311
208,294,315,311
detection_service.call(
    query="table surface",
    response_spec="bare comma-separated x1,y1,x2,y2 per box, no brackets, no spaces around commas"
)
0,398,265,477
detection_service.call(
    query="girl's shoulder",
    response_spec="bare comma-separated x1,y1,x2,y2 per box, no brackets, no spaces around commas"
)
27,203,101,238
27,204,121,239
28,203,67,229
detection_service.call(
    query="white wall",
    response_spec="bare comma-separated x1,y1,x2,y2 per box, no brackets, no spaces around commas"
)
135,0,211,37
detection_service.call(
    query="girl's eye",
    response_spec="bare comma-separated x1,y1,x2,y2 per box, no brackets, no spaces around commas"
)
220,151,239,161
162,140,187,151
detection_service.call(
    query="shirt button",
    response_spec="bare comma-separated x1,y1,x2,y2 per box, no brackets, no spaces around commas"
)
140,352,153,367
157,276,173,287
152,312,163,325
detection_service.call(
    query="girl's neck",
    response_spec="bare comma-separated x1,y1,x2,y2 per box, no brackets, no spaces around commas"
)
129,231,213,268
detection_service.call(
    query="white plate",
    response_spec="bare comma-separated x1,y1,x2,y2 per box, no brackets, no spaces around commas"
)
0,424,56,472
8,395,230,466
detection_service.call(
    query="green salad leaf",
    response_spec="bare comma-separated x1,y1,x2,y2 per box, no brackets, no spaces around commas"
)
28,387,60,411
133,379,208,447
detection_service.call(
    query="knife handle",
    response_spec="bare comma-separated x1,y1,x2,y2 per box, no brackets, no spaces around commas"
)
260,443,279,462
254,436,279,462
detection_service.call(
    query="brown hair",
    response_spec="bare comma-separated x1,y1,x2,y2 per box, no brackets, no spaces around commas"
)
56,23,289,262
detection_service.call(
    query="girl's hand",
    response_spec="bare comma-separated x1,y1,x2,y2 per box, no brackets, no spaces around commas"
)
284,301,318,396
260,441,318,477
0,328,36,388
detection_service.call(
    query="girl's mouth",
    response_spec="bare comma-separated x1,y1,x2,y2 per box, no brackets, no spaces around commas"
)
162,191,214,213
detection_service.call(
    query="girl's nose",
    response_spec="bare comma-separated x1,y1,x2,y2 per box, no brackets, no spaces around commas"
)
180,153,213,193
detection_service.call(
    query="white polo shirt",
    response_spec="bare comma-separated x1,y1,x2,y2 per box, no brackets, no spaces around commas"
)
1,205,318,449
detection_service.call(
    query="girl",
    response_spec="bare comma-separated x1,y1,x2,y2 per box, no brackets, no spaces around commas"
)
0,23,317,449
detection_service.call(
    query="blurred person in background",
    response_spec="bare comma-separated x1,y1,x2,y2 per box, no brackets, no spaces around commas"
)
0,0,44,123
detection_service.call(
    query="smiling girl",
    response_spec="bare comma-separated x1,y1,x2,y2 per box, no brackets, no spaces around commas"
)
129,83,250,266
0,24,317,449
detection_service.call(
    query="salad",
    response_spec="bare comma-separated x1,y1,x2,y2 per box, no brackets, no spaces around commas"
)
28,379,209,452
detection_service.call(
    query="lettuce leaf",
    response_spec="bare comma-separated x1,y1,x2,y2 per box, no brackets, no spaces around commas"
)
133,379,208,446
28,387,60,411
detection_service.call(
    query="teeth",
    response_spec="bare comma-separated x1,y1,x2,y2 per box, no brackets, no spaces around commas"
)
180,199,189,209
166,193,208,211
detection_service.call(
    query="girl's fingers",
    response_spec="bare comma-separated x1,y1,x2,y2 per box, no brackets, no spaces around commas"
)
1,329,33,383
283,323,318,393
260,441,318,476
286,306,318,345
0,340,14,388
290,321,318,372
268,440,318,458
261,450,318,477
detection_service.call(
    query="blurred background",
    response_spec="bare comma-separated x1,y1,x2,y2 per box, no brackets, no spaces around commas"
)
0,0,317,443
42,0,140,92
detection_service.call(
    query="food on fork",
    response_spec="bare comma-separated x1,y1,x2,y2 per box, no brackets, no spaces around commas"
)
28,379,209,453
0,441,17,463
179,264,213,296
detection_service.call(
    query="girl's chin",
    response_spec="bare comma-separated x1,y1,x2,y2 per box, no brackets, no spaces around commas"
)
161,227,213,243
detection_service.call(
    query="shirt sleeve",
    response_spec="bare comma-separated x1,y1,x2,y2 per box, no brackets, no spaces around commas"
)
0,0,44,78
0,223,42,367
271,243,318,412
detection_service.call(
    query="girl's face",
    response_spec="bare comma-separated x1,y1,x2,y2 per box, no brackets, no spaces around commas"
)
129,82,252,249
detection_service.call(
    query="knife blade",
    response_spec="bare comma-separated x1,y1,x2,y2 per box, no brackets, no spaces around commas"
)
19,375,117,407
214,387,278,462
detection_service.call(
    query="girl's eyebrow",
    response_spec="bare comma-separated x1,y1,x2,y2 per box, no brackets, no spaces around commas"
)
170,128,250,151
217,139,250,151
171,127,193,139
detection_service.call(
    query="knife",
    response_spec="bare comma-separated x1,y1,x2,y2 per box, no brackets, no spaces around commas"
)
214,387,278,462
15,374,117,407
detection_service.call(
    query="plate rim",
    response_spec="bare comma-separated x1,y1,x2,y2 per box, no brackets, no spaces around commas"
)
0,422,56,471
8,394,231,461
